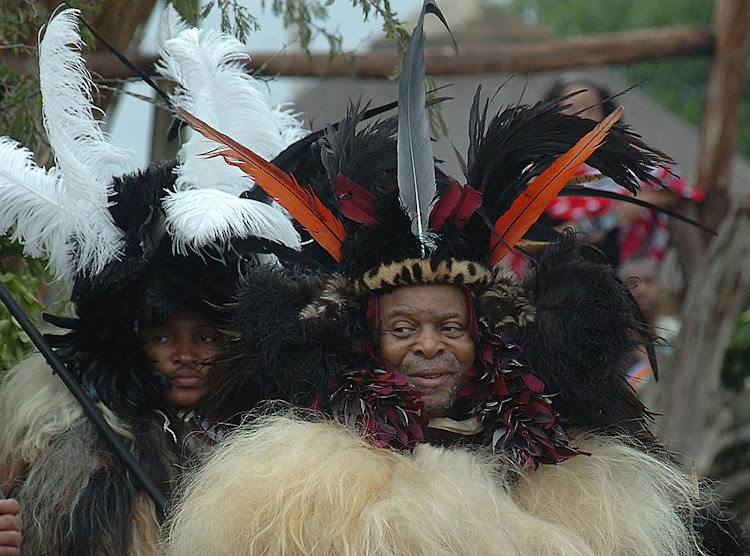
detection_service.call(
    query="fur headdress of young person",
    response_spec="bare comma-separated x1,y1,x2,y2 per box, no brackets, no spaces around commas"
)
0,6,306,414
183,0,670,467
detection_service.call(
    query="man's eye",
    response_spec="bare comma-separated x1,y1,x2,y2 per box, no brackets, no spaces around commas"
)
385,324,415,338
441,324,464,337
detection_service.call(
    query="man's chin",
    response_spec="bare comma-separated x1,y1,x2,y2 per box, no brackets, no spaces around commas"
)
421,391,457,418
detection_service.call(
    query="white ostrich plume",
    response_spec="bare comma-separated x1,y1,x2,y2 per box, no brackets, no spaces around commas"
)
0,138,72,278
37,8,141,277
155,5,308,252
163,189,301,253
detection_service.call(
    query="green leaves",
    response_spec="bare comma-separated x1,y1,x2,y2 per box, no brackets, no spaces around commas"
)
0,235,51,373
723,308,750,392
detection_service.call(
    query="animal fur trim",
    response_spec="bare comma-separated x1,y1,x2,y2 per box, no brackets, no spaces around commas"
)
0,353,199,555
360,257,494,293
476,271,535,335
162,414,595,555
162,415,710,555
519,232,652,439
299,274,360,320
513,433,704,555
0,354,86,491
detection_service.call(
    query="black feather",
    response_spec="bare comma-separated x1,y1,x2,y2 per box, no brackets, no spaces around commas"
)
319,101,399,202
466,91,673,226
44,312,166,414
560,185,715,234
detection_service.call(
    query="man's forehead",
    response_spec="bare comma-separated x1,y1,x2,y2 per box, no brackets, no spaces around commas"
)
382,305,464,318
379,284,468,316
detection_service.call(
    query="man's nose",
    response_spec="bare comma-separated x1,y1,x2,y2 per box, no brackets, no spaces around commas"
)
414,327,443,358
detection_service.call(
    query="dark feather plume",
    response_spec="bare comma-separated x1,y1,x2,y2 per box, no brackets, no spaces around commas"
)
72,160,177,303
467,92,673,225
519,232,655,445
319,102,399,208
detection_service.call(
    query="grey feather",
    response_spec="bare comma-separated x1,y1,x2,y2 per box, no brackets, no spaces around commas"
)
397,1,440,248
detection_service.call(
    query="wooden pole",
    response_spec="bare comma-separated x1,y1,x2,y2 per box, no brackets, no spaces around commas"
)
662,0,750,476
3,25,712,80
694,0,750,232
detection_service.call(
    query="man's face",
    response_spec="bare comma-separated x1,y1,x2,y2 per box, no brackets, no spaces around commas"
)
377,284,476,417
138,310,222,408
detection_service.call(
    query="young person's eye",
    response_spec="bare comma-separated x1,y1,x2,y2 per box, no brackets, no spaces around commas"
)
148,334,169,343
198,333,219,343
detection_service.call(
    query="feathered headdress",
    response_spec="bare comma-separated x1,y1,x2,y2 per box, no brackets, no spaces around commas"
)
0,6,307,413
154,5,305,255
187,0,667,466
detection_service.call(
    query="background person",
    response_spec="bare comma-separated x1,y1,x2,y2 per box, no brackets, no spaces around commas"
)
541,73,705,268
617,257,670,392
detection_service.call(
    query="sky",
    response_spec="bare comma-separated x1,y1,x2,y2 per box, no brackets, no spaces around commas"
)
108,0,415,165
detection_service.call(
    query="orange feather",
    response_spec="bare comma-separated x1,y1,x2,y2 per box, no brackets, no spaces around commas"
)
489,106,624,265
178,107,346,261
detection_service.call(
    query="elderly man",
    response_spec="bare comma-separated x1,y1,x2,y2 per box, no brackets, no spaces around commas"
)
169,118,748,552
174,159,749,556
170,75,748,556
165,2,749,552
376,283,474,416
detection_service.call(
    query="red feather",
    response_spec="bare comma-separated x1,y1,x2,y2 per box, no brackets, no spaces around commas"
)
428,180,462,230
178,107,346,261
450,183,482,230
429,180,482,231
489,106,624,265
334,174,380,226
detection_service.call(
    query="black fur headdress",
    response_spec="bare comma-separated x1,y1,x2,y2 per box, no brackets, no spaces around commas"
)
43,159,257,414
0,7,306,414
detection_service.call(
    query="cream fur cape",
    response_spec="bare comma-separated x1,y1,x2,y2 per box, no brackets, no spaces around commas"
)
162,414,707,555
0,354,199,555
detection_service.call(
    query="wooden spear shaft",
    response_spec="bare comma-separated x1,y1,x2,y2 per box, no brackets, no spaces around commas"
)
0,282,169,514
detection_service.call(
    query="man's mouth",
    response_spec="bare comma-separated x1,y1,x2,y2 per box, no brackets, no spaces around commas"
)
407,370,453,390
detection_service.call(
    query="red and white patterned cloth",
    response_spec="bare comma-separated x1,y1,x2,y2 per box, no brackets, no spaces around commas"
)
505,164,704,275
616,166,703,262
543,164,614,223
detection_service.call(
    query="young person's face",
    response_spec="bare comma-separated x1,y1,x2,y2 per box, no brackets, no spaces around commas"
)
139,310,222,408
377,284,475,417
